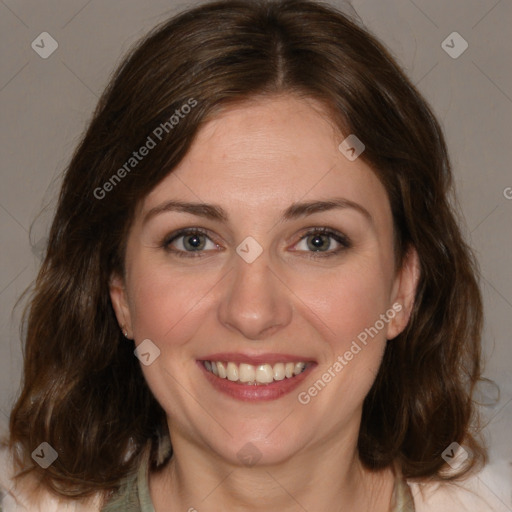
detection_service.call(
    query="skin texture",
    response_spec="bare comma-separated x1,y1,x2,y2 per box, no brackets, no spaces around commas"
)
110,95,420,511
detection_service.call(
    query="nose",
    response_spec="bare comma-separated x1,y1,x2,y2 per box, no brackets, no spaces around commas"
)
217,248,293,341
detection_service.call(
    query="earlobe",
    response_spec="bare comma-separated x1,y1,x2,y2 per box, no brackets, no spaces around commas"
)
109,273,133,338
386,246,421,340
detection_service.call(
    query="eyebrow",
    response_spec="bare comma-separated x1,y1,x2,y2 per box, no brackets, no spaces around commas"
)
143,197,373,226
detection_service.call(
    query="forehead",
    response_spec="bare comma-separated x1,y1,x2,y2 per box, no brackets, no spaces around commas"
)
141,95,390,224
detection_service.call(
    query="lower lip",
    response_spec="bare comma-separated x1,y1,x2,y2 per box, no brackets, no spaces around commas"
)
198,361,315,402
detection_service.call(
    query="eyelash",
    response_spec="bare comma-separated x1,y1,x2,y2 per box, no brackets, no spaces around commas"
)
160,227,352,259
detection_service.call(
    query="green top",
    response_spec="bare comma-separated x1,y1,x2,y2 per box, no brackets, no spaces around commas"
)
101,448,156,512
101,450,415,512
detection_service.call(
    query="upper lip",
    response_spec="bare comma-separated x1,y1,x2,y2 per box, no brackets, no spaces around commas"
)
199,352,316,365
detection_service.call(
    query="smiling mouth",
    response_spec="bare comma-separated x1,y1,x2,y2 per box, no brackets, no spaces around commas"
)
202,360,310,385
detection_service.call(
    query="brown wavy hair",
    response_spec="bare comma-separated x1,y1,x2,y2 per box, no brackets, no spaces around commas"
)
4,0,486,501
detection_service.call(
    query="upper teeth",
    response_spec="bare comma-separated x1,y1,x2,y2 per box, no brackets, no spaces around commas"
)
204,361,307,384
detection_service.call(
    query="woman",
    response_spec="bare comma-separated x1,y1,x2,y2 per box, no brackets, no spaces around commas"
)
0,0,503,510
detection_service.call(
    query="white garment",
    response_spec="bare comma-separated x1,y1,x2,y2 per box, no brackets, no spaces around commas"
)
410,467,511,512
0,446,103,512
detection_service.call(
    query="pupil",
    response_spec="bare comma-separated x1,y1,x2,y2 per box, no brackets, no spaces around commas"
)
186,235,203,250
309,235,328,251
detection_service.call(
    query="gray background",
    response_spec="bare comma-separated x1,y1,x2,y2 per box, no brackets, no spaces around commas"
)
1,0,511,506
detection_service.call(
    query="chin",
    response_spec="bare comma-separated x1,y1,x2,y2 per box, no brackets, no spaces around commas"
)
207,423,309,468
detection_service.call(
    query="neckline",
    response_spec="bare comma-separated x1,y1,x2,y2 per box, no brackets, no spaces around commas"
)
127,448,415,512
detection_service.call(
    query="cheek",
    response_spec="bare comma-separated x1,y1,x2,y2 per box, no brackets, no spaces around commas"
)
291,268,391,432
126,260,221,344
291,257,392,352
292,262,392,417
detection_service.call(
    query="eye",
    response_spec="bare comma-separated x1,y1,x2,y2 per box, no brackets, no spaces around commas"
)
161,228,220,258
161,226,351,259
292,227,351,258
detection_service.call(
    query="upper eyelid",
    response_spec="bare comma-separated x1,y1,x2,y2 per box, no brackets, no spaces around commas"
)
164,227,217,244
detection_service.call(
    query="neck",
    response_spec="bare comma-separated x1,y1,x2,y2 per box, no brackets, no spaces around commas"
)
149,432,395,512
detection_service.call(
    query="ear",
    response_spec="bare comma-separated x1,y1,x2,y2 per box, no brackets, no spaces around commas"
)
386,245,421,340
109,272,133,339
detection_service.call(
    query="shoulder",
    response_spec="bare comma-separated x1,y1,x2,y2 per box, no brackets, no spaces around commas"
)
0,445,104,512
408,462,511,512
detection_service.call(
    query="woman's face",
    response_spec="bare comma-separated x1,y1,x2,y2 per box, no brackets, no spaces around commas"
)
110,95,419,467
